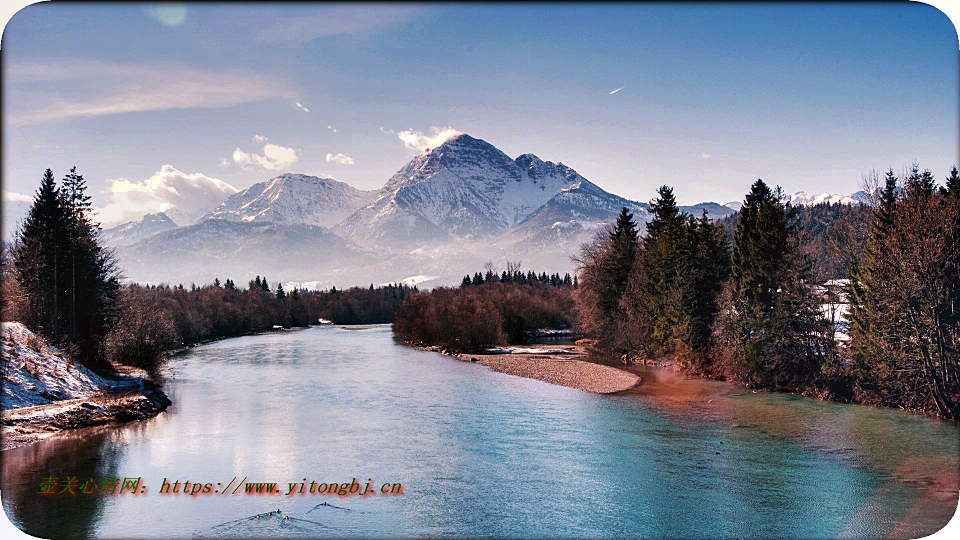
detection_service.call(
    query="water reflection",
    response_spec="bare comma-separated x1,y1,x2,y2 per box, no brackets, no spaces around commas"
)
1,326,957,539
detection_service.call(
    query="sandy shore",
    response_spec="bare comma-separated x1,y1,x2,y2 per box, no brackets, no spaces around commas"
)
441,344,640,394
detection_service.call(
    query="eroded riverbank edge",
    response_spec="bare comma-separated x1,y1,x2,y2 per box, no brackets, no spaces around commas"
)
1,382,171,451
411,343,641,394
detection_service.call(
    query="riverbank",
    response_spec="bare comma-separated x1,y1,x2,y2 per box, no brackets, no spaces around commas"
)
418,343,641,394
1,322,171,451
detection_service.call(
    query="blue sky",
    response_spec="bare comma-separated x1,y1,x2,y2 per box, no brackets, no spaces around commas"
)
2,3,958,225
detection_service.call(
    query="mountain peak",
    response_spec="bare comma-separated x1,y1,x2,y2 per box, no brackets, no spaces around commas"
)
200,173,376,227
434,132,479,148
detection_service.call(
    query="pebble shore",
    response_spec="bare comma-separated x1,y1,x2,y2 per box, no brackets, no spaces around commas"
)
452,345,640,394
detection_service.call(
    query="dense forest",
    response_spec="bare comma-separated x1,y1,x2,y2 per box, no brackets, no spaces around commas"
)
576,165,959,418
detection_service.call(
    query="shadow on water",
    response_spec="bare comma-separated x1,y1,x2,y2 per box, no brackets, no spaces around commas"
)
2,425,127,540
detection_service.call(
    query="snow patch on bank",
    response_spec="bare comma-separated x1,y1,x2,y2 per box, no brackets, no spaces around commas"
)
1,322,118,409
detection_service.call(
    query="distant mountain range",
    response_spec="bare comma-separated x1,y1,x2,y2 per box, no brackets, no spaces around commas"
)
2,133,868,287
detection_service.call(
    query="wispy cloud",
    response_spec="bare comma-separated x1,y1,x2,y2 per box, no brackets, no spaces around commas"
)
397,126,463,152
379,127,395,135
6,61,295,125
253,134,269,142
326,153,355,165
232,143,299,171
699,152,713,159
248,5,425,46
95,165,237,226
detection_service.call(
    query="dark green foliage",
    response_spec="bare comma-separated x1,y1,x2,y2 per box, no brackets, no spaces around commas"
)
575,207,641,353
946,166,959,195
718,201,872,280
727,180,828,389
578,193,731,362
13,168,120,366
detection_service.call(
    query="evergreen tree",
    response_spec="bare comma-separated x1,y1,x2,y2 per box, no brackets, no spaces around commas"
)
15,169,64,340
600,207,639,313
946,166,960,195
461,275,472,288
214,277,221,288
633,186,688,355
14,167,119,365
675,212,731,362
729,179,826,389
275,282,286,299
574,206,639,353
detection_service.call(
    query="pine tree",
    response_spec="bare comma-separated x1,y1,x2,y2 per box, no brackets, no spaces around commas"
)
634,187,688,355
15,169,65,340
461,275,472,288
946,166,960,195
14,167,119,365
729,179,826,389
575,206,639,353
675,211,731,363
275,282,286,299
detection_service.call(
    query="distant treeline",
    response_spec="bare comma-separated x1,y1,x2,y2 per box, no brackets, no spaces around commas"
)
103,281,416,368
461,268,576,288
393,276,575,353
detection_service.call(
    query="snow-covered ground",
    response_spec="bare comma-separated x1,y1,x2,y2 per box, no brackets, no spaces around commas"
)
1,322,129,410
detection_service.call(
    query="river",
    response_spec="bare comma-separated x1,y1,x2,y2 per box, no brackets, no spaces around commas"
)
2,325,957,538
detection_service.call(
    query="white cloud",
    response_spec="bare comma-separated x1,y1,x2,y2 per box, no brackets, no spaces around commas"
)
232,143,299,171
397,126,463,153
379,127,395,135
699,152,713,159
6,61,295,125
325,153,355,165
249,5,425,46
253,134,269,142
2,190,33,203
94,165,237,227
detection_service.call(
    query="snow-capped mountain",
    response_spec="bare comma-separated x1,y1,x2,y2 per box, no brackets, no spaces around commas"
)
723,201,743,212
787,191,859,207
200,173,377,228
336,134,639,249
100,212,179,247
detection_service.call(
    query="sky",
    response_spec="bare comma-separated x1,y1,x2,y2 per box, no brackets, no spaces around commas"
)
2,3,958,225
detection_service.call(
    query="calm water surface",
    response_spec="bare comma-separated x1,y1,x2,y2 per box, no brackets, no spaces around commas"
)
2,325,958,538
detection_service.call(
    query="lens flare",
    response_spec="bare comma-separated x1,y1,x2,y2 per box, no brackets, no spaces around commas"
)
144,4,187,26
